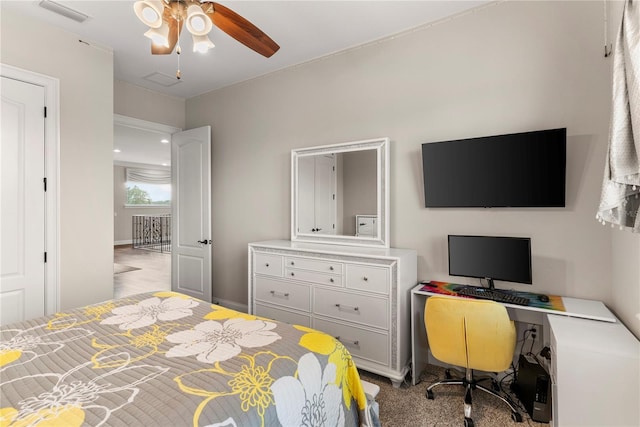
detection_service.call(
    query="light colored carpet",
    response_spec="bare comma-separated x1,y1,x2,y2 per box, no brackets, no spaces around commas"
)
359,365,548,427
113,263,141,274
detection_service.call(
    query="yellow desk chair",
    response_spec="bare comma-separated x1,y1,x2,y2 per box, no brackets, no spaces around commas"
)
424,296,522,427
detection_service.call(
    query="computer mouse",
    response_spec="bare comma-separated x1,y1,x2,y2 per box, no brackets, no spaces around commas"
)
538,294,550,303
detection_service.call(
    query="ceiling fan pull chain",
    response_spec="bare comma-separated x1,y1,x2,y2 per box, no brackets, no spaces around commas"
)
176,15,182,79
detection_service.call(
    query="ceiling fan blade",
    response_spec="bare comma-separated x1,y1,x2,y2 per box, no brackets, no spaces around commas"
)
151,8,182,55
205,2,279,58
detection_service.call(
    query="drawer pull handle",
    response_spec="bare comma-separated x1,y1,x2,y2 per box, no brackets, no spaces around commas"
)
334,336,359,346
329,266,334,271
290,272,295,277
270,290,290,298
290,261,295,266
335,303,359,312
363,277,368,282
265,263,269,267
329,278,334,283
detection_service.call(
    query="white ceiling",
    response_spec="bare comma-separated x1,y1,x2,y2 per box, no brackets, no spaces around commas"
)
4,0,490,99
113,123,173,167
4,0,490,166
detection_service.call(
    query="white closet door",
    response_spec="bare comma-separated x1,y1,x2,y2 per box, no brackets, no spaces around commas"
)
297,156,315,234
313,154,336,235
1,76,46,325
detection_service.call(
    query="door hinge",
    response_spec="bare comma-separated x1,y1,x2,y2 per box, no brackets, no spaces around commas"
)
44,252,47,263
44,106,47,118
332,194,335,200
333,224,335,229
333,166,335,171
43,177,47,192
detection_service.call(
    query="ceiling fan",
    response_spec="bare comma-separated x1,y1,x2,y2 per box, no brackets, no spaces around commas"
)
134,0,279,78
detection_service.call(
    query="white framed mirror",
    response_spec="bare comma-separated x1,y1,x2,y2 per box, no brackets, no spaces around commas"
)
291,137,389,248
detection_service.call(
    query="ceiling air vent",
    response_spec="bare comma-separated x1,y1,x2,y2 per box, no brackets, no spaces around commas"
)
39,0,90,23
143,72,183,87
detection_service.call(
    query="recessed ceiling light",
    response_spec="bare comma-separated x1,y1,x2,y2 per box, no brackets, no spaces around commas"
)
161,139,169,144
113,149,121,153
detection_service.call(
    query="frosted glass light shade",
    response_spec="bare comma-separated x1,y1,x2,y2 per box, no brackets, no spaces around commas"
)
134,0,164,28
186,5,213,36
144,21,170,47
192,34,215,53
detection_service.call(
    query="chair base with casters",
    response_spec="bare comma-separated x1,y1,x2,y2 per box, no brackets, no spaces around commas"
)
425,367,523,427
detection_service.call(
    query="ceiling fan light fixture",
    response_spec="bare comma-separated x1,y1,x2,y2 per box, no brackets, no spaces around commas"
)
134,0,164,28
186,5,213,36
192,34,215,53
144,21,170,48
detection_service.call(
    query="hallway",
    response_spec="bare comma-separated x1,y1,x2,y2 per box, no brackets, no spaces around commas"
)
114,245,170,299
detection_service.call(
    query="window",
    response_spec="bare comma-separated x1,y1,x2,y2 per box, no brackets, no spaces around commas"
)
125,168,171,207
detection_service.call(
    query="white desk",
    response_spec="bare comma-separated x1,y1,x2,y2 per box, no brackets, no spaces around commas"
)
410,284,640,426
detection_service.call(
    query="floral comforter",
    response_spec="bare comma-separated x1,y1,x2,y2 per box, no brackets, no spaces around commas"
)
0,291,372,426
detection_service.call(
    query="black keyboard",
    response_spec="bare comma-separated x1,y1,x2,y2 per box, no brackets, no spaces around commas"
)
456,287,530,306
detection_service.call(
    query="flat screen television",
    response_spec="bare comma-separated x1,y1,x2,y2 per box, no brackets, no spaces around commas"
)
422,128,566,208
448,235,532,290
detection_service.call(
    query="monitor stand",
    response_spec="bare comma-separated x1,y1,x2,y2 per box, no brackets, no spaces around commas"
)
485,278,495,290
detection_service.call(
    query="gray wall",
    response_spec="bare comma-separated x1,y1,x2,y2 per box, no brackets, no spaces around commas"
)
342,150,378,236
114,80,185,129
185,1,639,336
1,7,114,309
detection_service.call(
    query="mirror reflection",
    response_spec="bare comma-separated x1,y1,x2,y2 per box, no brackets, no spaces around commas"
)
297,150,377,237
291,137,389,248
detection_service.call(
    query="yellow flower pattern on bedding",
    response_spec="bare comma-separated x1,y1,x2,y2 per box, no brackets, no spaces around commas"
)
90,323,186,369
0,353,167,427
175,351,296,427
0,323,93,370
1,292,370,427
295,325,367,411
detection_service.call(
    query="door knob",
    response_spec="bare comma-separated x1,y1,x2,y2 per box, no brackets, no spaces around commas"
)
197,239,211,245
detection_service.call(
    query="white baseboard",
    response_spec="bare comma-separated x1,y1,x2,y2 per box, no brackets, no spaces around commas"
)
114,240,132,246
213,297,248,314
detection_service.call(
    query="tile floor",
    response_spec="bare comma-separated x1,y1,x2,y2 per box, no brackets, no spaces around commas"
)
113,245,171,299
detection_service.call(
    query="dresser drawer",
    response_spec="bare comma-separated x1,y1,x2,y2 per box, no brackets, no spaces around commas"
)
313,288,388,329
255,276,310,312
314,318,389,365
285,257,343,274
255,303,311,327
345,264,389,294
285,268,342,287
254,253,284,277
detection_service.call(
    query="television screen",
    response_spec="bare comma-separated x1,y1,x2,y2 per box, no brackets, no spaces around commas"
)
422,128,566,208
448,235,532,286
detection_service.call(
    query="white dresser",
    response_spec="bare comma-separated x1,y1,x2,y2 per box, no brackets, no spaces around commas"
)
248,240,417,387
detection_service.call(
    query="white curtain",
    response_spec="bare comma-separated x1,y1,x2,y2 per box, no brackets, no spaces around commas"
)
125,168,171,185
597,0,640,232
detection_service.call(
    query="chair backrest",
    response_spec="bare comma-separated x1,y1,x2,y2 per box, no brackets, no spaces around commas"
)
424,296,516,373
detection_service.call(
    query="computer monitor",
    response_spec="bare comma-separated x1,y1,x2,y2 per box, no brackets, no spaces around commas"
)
448,235,532,290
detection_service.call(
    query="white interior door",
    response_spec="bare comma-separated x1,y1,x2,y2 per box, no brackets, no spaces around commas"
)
314,154,336,235
171,126,212,302
1,76,46,325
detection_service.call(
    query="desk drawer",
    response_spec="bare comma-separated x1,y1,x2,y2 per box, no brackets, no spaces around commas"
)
314,318,389,365
346,264,389,294
313,288,388,329
255,276,310,312
285,268,342,287
254,253,284,277
285,257,343,274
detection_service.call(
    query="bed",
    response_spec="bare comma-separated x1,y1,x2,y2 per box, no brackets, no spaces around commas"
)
0,291,376,426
